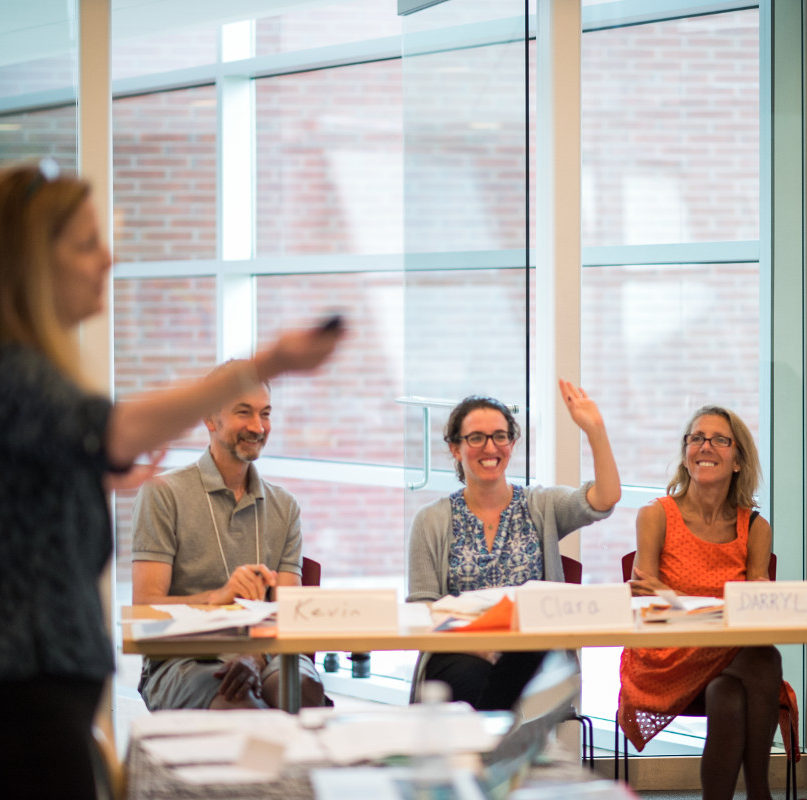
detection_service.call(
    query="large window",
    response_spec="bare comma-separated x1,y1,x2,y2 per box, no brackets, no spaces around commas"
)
6,0,803,778
579,6,763,756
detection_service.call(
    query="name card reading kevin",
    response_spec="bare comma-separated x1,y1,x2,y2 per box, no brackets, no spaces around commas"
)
515,582,633,632
276,587,398,634
724,580,807,628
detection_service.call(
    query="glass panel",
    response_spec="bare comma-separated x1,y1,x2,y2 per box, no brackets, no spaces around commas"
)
112,86,217,262
0,1,77,168
254,59,402,256
113,277,217,584
582,9,759,247
581,262,760,491
254,273,404,465
401,0,529,536
255,0,401,55
0,2,76,100
111,21,219,82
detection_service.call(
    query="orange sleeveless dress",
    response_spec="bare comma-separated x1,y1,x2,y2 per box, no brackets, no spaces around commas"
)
618,495,749,750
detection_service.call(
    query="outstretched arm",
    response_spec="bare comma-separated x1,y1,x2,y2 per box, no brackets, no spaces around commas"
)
558,379,621,512
106,323,343,468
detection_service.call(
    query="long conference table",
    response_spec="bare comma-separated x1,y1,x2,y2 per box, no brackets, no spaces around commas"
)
121,605,807,713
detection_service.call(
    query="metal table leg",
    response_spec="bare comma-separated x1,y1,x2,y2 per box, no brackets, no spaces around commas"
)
279,653,301,713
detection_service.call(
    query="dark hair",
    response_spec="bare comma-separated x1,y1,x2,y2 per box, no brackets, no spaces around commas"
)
667,404,761,509
443,395,521,483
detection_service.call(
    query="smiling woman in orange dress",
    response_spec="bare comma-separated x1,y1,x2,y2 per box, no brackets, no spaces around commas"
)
619,405,782,800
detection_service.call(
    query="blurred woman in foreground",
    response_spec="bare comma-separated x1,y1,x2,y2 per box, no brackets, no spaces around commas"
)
0,161,343,799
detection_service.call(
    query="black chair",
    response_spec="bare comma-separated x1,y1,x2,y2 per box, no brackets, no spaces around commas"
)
615,551,798,798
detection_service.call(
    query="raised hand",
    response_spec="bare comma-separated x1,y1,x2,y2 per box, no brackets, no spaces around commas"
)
255,320,345,379
558,379,605,435
558,378,621,512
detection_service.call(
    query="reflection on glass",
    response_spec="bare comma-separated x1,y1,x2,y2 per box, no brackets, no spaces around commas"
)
255,60,403,256
582,9,759,246
402,19,528,253
0,2,77,168
111,22,219,82
581,263,760,489
255,0,400,55
113,86,217,262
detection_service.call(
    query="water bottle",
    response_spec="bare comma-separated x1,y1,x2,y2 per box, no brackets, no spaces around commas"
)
412,680,454,799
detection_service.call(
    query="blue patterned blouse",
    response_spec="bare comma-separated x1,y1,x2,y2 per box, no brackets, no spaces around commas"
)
447,485,544,595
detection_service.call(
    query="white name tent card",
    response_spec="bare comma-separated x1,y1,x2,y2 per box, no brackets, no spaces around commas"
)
276,587,398,633
515,582,633,632
724,581,807,628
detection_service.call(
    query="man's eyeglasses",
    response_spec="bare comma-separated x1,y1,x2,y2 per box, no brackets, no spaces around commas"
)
24,157,60,201
456,430,513,448
684,433,733,448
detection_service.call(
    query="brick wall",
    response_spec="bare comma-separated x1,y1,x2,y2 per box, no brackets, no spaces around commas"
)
112,86,217,262
0,106,77,169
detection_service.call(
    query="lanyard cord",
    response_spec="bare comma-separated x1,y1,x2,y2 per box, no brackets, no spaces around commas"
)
198,466,260,580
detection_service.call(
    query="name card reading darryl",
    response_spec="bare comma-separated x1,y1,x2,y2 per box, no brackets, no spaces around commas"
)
276,587,398,634
724,580,807,628
515,582,633,632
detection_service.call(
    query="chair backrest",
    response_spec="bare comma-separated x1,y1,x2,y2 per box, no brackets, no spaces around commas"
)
560,554,583,585
301,556,321,587
621,551,635,583
621,550,776,582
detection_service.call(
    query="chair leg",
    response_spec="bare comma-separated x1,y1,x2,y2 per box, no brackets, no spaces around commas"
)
623,732,629,783
614,716,620,781
787,725,797,800
574,714,594,769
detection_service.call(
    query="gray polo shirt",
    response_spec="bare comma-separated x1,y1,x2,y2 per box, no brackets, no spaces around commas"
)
132,448,302,594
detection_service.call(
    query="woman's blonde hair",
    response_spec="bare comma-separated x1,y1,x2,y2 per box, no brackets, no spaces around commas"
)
667,404,761,509
0,163,90,380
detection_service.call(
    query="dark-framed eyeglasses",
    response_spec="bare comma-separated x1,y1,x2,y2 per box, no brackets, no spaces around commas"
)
456,430,513,448
24,157,60,201
684,433,733,449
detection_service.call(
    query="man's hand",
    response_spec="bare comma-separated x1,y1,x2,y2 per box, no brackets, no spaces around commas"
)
214,657,263,701
209,564,277,604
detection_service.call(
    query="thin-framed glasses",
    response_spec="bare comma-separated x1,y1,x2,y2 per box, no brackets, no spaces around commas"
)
456,430,513,447
684,433,733,448
24,157,60,201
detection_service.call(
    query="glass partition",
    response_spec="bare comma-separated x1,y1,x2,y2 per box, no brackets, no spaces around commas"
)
401,0,531,537
0,2,77,168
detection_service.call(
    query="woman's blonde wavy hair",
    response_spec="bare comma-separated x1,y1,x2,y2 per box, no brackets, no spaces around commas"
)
0,163,90,381
667,404,761,509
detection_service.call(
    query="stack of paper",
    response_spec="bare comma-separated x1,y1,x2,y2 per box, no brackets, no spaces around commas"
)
633,593,724,624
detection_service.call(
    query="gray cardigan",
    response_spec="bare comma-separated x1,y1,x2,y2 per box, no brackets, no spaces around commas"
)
406,482,612,602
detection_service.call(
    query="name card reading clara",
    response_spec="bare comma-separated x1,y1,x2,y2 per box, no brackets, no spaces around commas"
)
514,582,633,632
724,581,807,628
276,587,398,634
